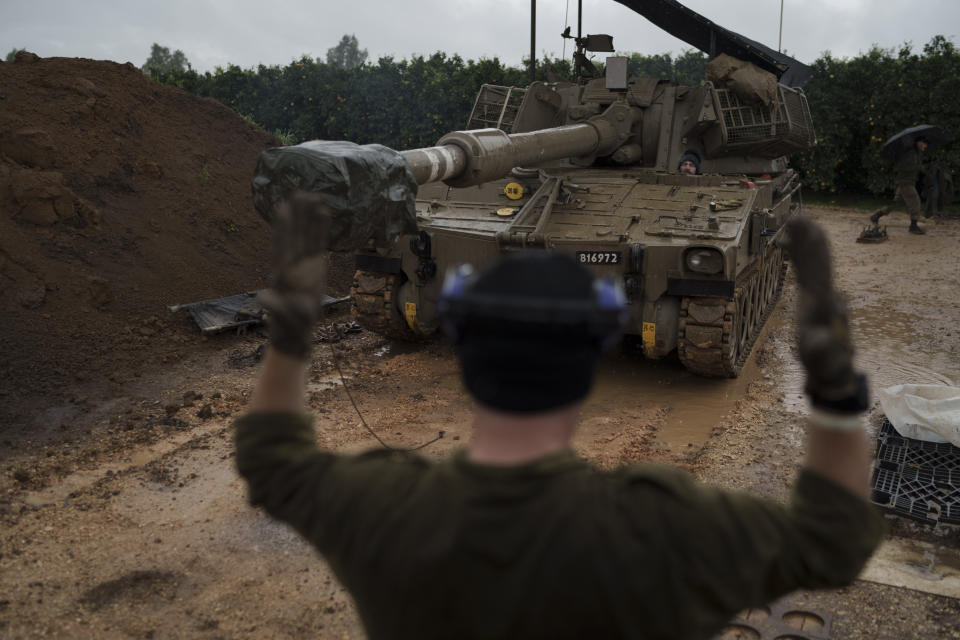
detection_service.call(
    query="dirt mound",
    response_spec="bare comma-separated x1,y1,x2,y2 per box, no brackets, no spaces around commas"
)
0,54,291,430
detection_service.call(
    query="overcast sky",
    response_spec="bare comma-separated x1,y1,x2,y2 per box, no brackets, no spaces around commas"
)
2,1,957,72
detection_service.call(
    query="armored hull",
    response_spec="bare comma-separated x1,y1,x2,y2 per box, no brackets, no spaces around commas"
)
353,160,799,376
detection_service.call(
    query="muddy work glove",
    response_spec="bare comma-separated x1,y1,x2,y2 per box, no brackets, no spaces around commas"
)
258,193,330,360
784,218,868,414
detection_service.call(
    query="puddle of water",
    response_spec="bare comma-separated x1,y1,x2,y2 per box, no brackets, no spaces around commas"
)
584,304,794,450
588,351,762,449
597,303,794,449
775,348,807,414
375,340,424,357
307,372,348,394
851,305,956,388
861,536,960,600
776,303,957,416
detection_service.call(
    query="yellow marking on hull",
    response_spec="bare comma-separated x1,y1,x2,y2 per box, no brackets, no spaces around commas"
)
642,322,656,350
404,302,417,331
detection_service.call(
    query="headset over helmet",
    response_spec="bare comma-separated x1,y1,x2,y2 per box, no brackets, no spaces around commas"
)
438,252,627,413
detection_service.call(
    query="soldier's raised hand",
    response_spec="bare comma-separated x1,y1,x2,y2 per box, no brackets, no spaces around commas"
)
258,193,330,360
783,217,868,413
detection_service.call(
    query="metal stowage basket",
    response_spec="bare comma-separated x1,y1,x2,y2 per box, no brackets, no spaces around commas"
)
467,84,527,133
710,84,815,158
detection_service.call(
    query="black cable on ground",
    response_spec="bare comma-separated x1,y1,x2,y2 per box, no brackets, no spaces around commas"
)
327,337,444,452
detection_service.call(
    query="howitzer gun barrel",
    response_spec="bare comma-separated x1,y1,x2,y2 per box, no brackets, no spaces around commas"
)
401,119,621,188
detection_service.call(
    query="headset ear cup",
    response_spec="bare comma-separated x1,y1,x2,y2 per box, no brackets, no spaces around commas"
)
438,264,477,343
593,278,628,350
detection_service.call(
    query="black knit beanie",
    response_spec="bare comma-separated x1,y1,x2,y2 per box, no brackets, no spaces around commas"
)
451,252,606,414
677,150,701,173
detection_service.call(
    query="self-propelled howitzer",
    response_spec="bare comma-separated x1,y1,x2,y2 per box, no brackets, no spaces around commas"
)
350,65,814,377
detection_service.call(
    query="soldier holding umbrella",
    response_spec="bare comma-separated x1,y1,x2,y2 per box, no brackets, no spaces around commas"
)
870,124,947,235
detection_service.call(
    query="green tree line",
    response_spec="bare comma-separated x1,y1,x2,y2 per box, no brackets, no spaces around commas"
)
151,52,577,150
148,37,958,197
794,36,959,194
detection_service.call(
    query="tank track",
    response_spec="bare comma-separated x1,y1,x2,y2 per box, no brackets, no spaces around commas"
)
350,270,422,341
677,245,785,378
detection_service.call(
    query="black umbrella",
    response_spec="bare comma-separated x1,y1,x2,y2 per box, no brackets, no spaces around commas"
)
881,124,948,162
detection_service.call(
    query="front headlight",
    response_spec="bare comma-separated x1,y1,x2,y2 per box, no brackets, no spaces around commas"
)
685,248,724,274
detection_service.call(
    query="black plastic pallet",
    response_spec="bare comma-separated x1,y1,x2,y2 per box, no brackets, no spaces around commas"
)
870,418,960,525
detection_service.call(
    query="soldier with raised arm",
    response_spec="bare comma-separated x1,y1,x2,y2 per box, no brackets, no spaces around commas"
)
235,157,883,638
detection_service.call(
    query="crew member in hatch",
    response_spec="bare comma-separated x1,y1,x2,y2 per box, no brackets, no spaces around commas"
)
678,149,701,175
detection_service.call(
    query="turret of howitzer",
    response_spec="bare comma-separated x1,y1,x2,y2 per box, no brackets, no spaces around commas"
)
398,66,812,192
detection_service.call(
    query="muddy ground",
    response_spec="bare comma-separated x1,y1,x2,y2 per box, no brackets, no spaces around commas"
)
1,207,959,638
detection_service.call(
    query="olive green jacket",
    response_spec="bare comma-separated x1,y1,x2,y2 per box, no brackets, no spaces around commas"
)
236,412,884,640
894,147,925,185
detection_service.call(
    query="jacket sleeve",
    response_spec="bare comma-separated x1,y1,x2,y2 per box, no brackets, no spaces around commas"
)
234,411,428,566
620,465,885,612
895,149,922,183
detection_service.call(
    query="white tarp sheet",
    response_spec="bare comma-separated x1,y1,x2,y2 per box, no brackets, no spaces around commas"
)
877,384,960,447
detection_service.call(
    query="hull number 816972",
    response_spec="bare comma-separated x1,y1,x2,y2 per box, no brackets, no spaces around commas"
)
576,251,622,265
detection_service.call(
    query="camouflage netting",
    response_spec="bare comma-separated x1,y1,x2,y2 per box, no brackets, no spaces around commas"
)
252,141,419,253
707,53,779,107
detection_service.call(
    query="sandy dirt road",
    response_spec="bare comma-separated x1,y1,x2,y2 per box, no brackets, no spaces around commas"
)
1,206,958,638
